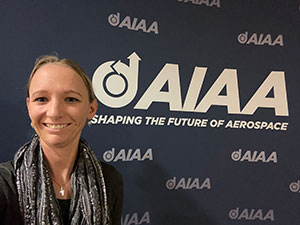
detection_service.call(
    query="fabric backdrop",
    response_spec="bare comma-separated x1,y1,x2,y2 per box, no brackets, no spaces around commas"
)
0,0,299,224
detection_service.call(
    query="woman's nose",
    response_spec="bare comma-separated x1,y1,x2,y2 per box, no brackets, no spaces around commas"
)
46,99,64,118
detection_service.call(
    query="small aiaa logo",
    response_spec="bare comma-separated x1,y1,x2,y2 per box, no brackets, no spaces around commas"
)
103,147,153,162
231,149,277,163
108,12,158,34
166,177,211,190
228,207,275,221
237,31,283,46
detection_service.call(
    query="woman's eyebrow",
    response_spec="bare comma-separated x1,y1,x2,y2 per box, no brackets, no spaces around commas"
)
30,90,83,98
64,90,83,97
30,90,47,97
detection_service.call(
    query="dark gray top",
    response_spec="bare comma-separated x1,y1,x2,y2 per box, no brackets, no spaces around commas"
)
0,161,123,225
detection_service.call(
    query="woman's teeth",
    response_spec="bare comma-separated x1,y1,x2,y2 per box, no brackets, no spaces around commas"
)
46,124,68,129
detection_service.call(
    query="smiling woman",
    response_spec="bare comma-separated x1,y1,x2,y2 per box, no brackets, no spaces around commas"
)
27,63,96,152
0,55,123,225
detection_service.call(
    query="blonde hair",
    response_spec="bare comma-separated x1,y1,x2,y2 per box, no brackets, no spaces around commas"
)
26,55,95,102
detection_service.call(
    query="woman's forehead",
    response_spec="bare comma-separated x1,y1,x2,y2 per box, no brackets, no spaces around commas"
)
29,64,89,95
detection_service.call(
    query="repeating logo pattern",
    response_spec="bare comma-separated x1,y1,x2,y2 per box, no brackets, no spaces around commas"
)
97,2,292,222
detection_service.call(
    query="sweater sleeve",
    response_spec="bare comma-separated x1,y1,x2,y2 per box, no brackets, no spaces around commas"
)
0,161,22,225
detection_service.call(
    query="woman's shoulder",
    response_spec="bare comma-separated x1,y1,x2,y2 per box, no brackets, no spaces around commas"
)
0,160,14,170
100,161,123,186
100,161,123,225
0,160,17,196
0,160,15,183
0,161,22,225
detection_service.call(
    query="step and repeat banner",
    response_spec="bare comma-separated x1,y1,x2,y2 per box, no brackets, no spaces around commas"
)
0,0,299,224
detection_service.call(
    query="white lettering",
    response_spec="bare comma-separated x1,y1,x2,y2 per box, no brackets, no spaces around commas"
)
242,71,289,116
195,69,240,114
134,64,182,111
133,65,288,116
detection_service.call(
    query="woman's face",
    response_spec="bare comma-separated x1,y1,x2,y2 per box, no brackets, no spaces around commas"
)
27,63,97,149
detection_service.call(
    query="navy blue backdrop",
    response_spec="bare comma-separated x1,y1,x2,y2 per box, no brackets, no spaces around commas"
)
0,1,299,224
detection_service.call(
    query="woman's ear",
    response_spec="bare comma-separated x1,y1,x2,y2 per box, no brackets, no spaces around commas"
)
88,99,98,120
26,97,31,118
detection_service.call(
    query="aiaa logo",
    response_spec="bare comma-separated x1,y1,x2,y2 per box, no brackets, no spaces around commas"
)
122,211,150,225
103,148,153,162
93,52,289,116
231,149,277,163
108,12,158,34
228,207,275,221
166,177,211,190
289,180,300,193
92,52,140,108
237,32,283,46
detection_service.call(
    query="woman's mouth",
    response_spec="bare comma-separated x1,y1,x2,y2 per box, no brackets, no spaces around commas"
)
44,123,70,129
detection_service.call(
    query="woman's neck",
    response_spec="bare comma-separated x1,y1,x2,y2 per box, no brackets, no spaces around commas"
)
41,140,79,199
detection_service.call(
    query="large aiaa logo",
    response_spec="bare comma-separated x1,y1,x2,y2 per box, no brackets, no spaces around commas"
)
92,52,289,116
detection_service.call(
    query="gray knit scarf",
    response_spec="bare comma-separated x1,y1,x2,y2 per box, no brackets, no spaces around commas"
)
13,134,110,225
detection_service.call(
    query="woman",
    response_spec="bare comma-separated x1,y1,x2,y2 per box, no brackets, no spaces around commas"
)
0,55,123,225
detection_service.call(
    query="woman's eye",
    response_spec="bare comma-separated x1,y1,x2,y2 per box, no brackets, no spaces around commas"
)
34,97,47,102
65,97,79,102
